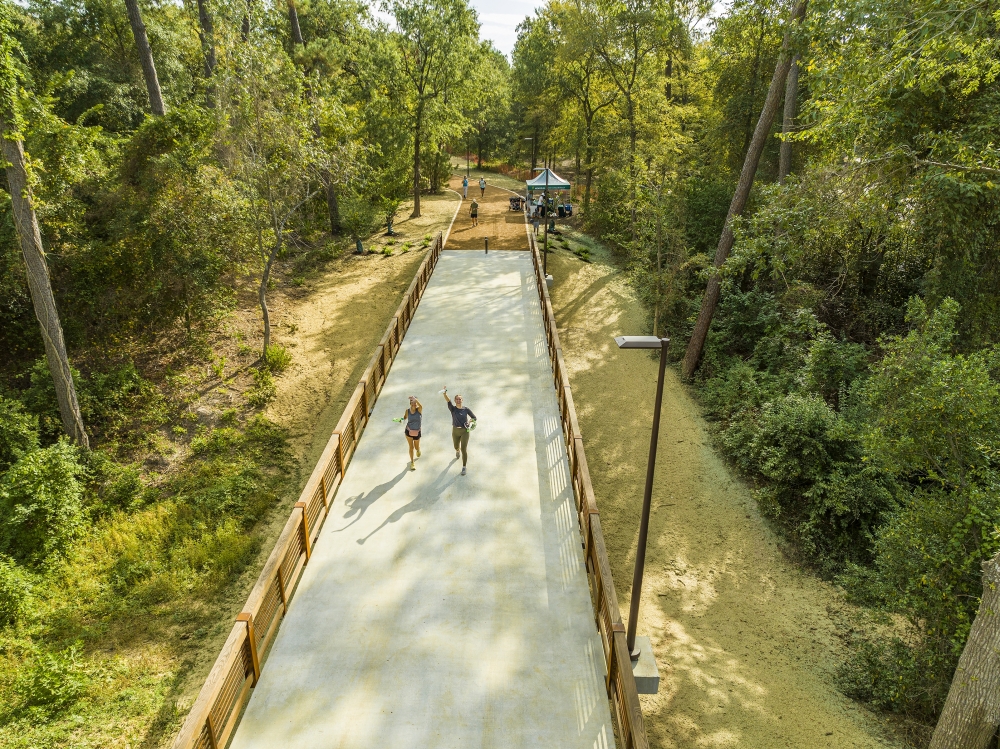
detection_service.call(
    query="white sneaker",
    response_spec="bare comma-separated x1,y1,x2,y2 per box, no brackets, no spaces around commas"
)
461,467,466,476
410,461,415,470
416,449,421,458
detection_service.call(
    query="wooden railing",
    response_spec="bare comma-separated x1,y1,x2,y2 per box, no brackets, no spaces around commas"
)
528,234,650,749
171,232,445,749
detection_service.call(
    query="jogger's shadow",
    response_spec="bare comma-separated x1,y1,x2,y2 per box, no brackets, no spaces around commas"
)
357,464,458,545
332,466,408,532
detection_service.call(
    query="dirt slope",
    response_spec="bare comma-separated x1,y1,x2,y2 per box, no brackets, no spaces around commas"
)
547,246,898,749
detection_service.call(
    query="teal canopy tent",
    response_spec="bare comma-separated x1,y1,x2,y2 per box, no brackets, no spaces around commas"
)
525,168,571,192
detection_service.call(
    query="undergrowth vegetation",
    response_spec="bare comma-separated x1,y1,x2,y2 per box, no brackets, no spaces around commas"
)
0,357,291,746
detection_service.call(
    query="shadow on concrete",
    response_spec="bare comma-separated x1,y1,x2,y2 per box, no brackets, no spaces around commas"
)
356,465,458,545
332,467,409,533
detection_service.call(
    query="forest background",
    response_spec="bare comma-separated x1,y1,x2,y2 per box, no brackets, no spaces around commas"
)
0,0,998,744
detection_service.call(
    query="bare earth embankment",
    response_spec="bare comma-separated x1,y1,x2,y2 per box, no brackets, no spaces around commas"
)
547,244,900,749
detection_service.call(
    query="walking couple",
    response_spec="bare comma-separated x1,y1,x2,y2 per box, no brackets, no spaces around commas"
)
400,387,477,475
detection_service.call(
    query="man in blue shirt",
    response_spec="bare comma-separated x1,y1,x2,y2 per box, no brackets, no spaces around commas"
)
443,387,476,475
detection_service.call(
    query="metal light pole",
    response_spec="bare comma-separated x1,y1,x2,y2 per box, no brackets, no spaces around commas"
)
614,334,670,659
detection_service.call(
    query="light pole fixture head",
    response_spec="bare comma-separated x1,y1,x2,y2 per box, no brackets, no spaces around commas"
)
614,336,669,349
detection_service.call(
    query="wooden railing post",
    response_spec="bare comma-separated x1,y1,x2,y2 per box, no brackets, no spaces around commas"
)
320,475,328,510
205,714,219,749
295,502,311,560
333,431,345,476
361,382,369,424
276,565,287,614
236,613,261,685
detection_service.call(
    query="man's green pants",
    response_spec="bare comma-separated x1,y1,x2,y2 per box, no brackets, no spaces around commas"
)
452,427,470,466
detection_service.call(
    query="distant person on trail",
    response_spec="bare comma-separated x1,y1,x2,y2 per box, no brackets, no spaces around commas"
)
532,206,540,236
479,177,486,197
403,396,422,470
470,198,479,227
443,387,476,475
462,175,468,199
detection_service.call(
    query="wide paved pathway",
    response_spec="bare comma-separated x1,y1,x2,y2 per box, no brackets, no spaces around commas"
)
231,250,615,749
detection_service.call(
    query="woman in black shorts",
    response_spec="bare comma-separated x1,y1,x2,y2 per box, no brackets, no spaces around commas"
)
403,395,422,470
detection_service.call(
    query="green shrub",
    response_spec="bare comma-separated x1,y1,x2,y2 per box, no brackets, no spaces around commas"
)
836,298,1000,722
263,344,292,373
0,441,85,565
0,555,33,627
246,367,276,408
0,396,39,471
723,394,895,568
799,334,869,407
86,451,144,513
15,644,89,715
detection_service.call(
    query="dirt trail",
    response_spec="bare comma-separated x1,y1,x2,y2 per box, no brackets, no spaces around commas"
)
446,173,529,250
547,246,898,749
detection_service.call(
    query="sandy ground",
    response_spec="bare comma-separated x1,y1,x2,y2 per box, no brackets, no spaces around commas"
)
547,245,899,749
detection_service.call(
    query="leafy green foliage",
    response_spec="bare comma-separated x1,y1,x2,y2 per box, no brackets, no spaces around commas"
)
0,396,38,472
0,440,84,565
263,344,292,373
13,644,89,716
0,554,33,627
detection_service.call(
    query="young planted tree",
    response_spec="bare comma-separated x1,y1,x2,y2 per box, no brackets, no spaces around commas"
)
681,0,806,378
0,11,89,447
122,0,166,115
387,0,477,218
225,27,314,358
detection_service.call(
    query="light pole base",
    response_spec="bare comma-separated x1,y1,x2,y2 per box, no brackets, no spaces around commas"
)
545,274,553,288
629,636,660,694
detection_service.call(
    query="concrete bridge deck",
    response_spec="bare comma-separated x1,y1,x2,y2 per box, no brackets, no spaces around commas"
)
230,249,615,748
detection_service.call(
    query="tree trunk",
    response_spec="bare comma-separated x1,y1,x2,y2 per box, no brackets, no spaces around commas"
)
324,177,340,235
531,121,538,171
778,55,799,183
196,0,216,77
741,15,768,161
0,121,89,448
123,0,166,115
411,110,422,218
627,96,637,248
930,551,1000,749
287,0,304,46
665,55,673,101
258,232,281,357
682,0,806,379
584,114,594,214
